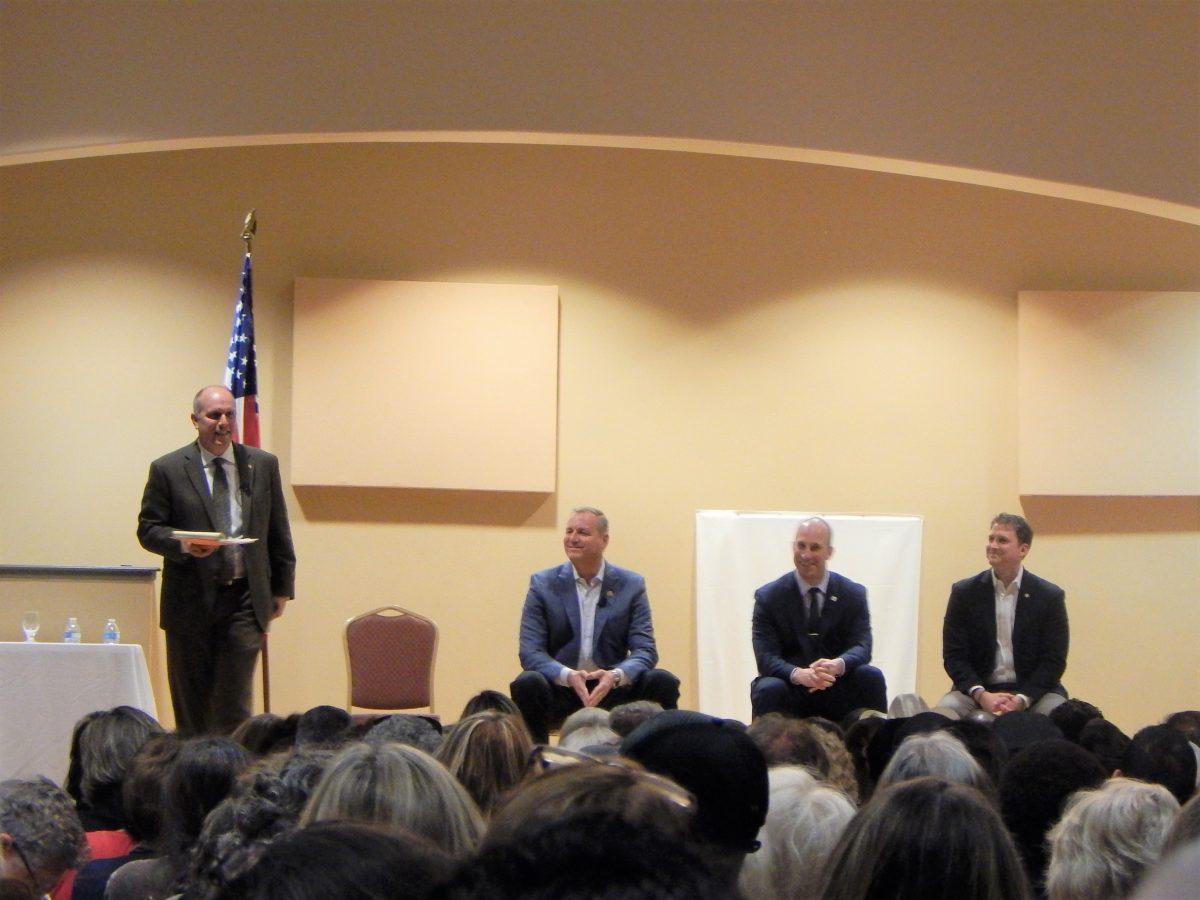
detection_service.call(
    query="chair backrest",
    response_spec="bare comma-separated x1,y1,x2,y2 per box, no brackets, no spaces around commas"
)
344,606,438,712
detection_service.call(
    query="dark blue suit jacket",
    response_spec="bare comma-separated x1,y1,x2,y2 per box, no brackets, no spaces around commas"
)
518,562,658,683
751,570,873,682
942,568,1068,704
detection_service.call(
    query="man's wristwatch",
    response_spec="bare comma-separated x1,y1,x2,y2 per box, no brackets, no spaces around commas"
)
610,669,623,687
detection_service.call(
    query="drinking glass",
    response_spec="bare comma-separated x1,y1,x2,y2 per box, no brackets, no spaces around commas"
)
21,611,39,642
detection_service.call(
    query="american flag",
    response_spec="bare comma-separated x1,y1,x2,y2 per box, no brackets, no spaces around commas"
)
223,252,260,447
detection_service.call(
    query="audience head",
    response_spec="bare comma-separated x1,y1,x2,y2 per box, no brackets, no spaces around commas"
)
447,807,727,899
1045,777,1180,900
818,776,1030,900
301,741,483,856
992,710,1064,756
0,778,87,895
1050,699,1105,743
945,718,1009,787
162,736,250,854
183,746,334,898
63,711,105,804
557,725,620,753
1162,710,1200,746
121,731,183,845
1132,839,1200,900
1162,792,1200,856
75,705,162,812
488,752,696,850
1080,717,1132,774
434,711,533,816
747,713,832,777
738,766,856,900
608,700,664,738
1000,739,1108,890
876,730,993,798
458,690,520,720
365,714,443,755
294,705,352,747
1120,725,1197,805
557,707,611,743
231,713,296,757
222,821,454,900
621,711,768,859
0,878,36,900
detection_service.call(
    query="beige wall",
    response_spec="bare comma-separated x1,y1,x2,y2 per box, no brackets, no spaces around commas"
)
1,143,1197,734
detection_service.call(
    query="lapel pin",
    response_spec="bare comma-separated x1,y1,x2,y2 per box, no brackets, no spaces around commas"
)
606,590,614,598
831,596,838,603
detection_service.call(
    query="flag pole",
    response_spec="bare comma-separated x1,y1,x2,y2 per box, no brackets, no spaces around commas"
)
239,209,271,714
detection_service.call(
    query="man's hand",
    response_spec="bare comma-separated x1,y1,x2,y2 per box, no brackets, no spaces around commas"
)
791,666,836,692
584,669,619,707
271,596,290,620
567,669,592,705
978,690,1019,715
180,538,221,558
811,658,846,678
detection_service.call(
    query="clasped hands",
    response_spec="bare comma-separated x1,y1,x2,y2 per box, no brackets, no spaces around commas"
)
977,690,1027,715
567,668,620,707
791,657,845,692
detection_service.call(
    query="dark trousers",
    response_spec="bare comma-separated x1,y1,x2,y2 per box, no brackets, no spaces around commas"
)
751,664,887,723
165,579,262,736
510,668,681,744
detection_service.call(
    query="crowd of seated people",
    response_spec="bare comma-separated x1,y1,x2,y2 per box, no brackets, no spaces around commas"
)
1,691,1198,900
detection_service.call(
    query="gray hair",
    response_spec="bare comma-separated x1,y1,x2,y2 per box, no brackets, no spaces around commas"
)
558,725,621,753
558,707,611,742
877,731,991,795
570,506,609,534
739,766,856,900
0,778,87,889
364,714,443,755
78,706,162,803
1045,777,1180,900
300,742,483,857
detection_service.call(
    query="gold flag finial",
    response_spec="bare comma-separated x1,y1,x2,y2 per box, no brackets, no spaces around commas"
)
241,209,257,250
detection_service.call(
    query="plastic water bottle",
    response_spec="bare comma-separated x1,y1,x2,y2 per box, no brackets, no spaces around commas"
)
102,618,120,645
63,617,82,643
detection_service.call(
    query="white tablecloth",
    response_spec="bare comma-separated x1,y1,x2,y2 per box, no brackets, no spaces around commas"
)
0,642,157,783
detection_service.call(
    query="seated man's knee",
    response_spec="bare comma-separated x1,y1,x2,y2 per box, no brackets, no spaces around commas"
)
511,670,553,701
751,676,793,716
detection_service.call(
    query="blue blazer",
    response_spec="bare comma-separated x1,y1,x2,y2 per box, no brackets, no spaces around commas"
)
751,570,873,682
942,568,1068,704
518,562,659,683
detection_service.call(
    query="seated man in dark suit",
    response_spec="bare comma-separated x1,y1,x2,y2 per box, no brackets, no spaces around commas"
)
750,517,887,721
510,506,680,743
938,512,1068,719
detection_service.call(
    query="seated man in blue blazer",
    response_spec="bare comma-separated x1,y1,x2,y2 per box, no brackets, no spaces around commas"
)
510,506,680,743
751,517,887,722
938,513,1069,718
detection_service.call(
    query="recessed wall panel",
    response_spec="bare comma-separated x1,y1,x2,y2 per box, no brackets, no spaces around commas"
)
292,278,559,491
1018,291,1200,496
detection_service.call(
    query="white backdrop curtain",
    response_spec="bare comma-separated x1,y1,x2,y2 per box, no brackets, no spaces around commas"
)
695,511,923,723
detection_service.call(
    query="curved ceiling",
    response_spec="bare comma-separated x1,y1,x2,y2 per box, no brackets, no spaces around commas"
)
3,0,1198,222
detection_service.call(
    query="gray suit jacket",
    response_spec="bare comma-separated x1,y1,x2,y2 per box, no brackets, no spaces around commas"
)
518,562,658,683
137,441,296,633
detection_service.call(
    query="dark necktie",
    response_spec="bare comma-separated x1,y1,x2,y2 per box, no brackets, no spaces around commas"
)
211,458,234,582
211,458,232,535
806,587,821,634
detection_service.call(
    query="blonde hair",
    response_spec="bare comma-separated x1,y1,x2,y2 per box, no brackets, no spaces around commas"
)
301,742,483,856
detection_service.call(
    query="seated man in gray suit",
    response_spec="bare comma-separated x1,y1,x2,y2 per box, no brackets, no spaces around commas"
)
938,512,1069,718
510,506,680,743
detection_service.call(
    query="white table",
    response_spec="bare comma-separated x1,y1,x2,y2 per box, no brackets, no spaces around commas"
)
0,642,157,783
